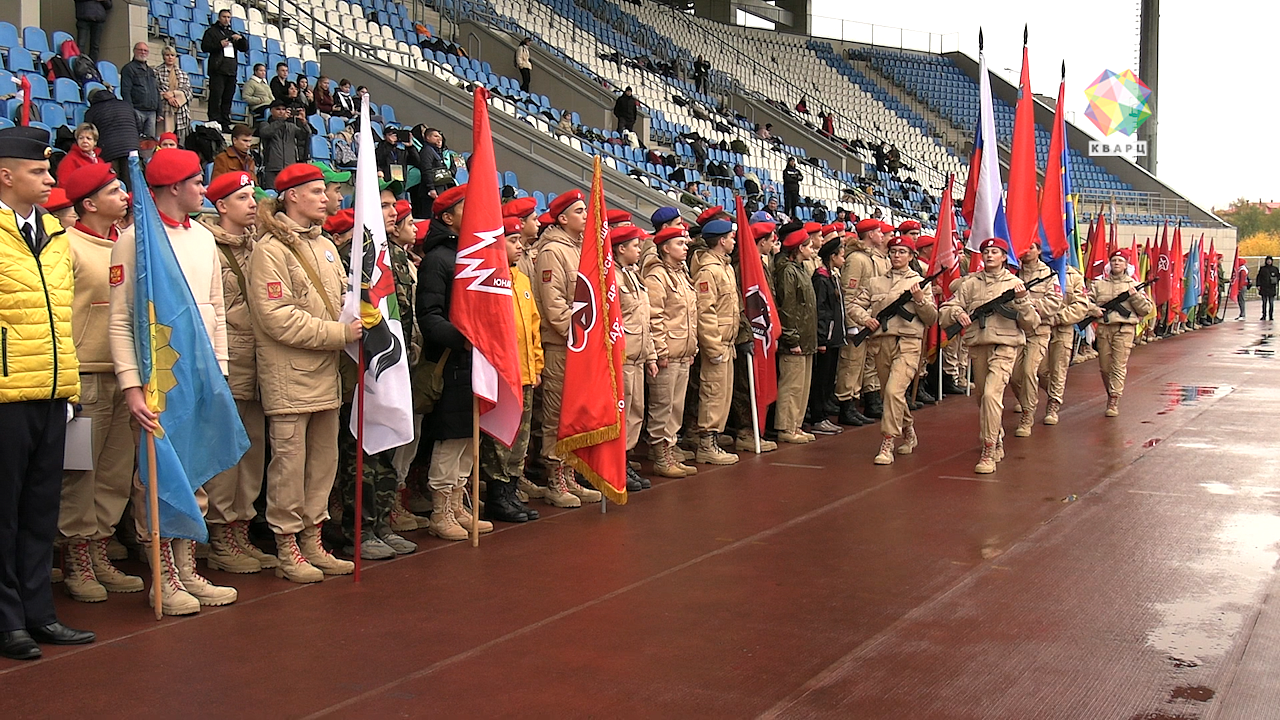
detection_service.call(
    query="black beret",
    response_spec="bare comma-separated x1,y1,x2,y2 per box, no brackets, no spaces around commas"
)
0,126,52,161
818,237,842,261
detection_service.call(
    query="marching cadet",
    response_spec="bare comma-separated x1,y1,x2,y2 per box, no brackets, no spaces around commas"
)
772,229,817,443
835,219,889,426
645,227,700,478
478,217,543,522
532,190,603,506
1039,261,1092,425
58,164,143,602
0,126,95,660
1090,249,1154,417
199,171,278,574
109,149,239,613
612,225,658,490
1010,243,1062,436
809,237,846,434
248,163,360,580
938,238,1039,475
849,235,937,464
693,219,741,465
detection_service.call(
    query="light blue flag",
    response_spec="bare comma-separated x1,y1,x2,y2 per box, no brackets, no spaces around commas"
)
1182,238,1202,313
129,154,248,542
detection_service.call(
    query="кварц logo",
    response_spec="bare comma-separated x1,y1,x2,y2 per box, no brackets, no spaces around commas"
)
1084,69,1152,156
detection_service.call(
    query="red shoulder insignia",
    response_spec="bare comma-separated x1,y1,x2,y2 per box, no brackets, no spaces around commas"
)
699,281,709,293
267,282,283,299
541,270,553,283
109,265,124,287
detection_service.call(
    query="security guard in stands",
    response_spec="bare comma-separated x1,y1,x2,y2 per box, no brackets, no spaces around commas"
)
0,126,95,660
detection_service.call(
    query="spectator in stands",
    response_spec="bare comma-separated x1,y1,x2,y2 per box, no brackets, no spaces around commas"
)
201,8,248,130
754,123,768,140
121,43,160,140
693,55,710,94
212,124,257,180
375,127,406,183
158,133,180,150
59,124,102,179
555,112,575,138
258,99,312,188
157,46,192,142
410,126,451,216
762,196,780,222
296,76,315,113
84,89,140,182
74,0,112,61
314,76,334,118
820,111,835,138
270,63,293,102
355,86,371,114
795,96,809,114
333,79,356,118
613,88,639,136
515,38,532,93
242,64,273,124
783,158,802,217
291,103,311,163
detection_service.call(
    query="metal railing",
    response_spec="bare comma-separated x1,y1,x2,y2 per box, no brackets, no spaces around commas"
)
808,15,960,55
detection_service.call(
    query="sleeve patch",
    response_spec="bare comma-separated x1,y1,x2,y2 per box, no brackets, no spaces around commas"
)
109,265,124,287
541,270,553,283
267,282,283,299
699,281,709,293
847,278,858,289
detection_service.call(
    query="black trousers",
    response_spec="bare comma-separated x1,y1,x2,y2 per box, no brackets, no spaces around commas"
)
784,190,800,218
519,68,531,92
809,346,840,419
209,74,236,128
0,399,68,632
75,19,104,61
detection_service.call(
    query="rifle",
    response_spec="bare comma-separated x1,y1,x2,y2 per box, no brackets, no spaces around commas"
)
851,266,948,347
942,273,1054,340
1076,278,1155,331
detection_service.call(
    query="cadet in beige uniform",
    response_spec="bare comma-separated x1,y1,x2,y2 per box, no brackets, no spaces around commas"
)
1089,250,1154,417
938,238,1039,474
1010,242,1063,436
1039,264,1092,425
58,164,142,603
645,227,699,478
836,219,890,425
692,219,741,465
611,226,658,490
850,235,937,464
247,163,360,582
532,190,602,506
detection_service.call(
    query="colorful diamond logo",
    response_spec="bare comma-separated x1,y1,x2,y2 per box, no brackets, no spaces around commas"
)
1084,69,1152,136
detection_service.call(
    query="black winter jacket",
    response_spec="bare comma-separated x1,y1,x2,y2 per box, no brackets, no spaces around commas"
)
75,0,112,23
120,59,158,111
783,166,803,192
201,22,248,77
1258,263,1280,298
415,221,473,440
84,90,139,161
813,265,846,347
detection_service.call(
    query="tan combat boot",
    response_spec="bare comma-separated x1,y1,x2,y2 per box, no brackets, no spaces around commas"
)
151,539,201,615
518,477,545,500
173,538,238,606
451,483,495,531
389,494,428,533
404,486,432,514
427,488,470,541
735,432,777,453
974,443,997,474
778,429,812,444
90,538,143,593
206,523,261,574
106,537,128,561
300,525,354,575
564,474,602,504
652,441,687,478
1105,396,1120,417
1043,400,1061,425
873,435,895,465
897,425,918,455
274,533,324,583
993,432,1006,462
1014,409,1034,437
64,540,107,603
541,465,582,508
695,433,739,465
231,520,278,569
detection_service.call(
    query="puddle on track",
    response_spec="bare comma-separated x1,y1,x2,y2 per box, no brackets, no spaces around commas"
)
1156,384,1234,415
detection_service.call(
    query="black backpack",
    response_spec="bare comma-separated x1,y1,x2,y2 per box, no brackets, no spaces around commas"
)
184,125,226,165
73,55,103,86
46,55,74,82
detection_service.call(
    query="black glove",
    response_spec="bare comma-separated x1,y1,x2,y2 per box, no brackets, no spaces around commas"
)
735,341,754,357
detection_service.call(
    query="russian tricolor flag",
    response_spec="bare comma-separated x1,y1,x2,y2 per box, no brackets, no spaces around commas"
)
960,44,1013,267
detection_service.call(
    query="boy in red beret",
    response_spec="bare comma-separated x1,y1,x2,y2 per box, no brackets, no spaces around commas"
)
773,230,818,444
610,226,657,490
835,218,889,427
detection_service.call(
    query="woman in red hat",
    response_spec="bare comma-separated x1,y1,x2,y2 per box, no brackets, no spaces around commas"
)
643,227,699,478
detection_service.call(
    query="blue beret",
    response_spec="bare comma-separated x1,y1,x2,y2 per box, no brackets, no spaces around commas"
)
749,210,774,224
650,206,680,226
701,219,735,237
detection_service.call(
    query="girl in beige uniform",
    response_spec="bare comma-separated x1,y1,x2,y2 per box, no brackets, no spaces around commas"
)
611,226,658,490
1089,250,1154,417
644,227,699,478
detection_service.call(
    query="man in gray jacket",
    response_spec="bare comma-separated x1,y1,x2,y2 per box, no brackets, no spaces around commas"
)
257,99,312,188
120,43,160,140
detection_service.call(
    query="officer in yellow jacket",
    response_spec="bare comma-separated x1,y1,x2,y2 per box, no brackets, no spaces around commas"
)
0,126,94,660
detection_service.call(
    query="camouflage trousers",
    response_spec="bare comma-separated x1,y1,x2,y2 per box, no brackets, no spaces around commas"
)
337,401,401,538
480,385,534,484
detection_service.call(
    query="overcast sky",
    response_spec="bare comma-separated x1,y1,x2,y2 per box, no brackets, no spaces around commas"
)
808,0,1270,213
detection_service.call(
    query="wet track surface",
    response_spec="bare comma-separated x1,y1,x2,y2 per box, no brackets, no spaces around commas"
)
3,321,1280,719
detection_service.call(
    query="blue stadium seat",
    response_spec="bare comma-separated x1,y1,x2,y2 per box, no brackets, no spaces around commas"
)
6,49,34,73
287,57,301,76
304,60,320,77
0,118,12,129
503,171,517,187
53,78,82,104
309,114,325,134
327,115,345,135
381,104,396,123
0,23,17,53
38,101,67,128
310,136,331,160
96,61,119,88
22,27,50,56
51,31,74,55
24,74,50,100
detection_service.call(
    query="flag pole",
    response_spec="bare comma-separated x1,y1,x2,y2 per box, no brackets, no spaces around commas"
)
353,347,365,581
746,353,761,454
471,395,480,547
146,431,162,621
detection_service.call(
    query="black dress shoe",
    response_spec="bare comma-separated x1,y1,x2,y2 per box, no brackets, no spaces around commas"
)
28,622,95,646
1,630,41,660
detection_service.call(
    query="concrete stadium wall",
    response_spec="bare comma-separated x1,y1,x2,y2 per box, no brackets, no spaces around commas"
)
1,0,148,68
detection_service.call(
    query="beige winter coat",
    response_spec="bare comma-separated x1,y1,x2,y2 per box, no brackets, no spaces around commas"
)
939,267,1040,347
202,217,259,401
693,249,740,361
644,259,698,361
849,267,938,339
618,264,657,365
532,225,581,349
1091,274,1155,325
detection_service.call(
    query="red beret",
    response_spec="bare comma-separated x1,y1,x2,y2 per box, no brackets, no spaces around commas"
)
879,221,895,233
915,234,936,249
205,171,254,203
750,222,776,241
538,212,553,228
609,225,645,247
501,196,536,219
803,222,822,235
60,163,118,203
145,148,203,187
395,199,413,223
432,183,468,215
855,218,881,234
979,237,1010,254
43,187,74,212
653,226,688,245
415,219,429,242
821,223,840,235
897,219,922,232
695,205,726,226
1110,248,1128,260
548,189,584,220
158,132,179,144
322,208,355,235
887,235,916,252
503,216,523,236
781,229,809,249
274,162,325,193
607,209,632,226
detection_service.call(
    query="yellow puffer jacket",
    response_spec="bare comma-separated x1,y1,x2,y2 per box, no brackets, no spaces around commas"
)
0,209,79,403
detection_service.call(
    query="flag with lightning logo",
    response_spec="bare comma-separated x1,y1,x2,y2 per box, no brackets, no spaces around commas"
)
735,195,780,432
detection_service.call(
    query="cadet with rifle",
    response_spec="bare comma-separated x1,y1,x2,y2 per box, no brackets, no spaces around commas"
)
1010,243,1062,437
1088,250,1155,417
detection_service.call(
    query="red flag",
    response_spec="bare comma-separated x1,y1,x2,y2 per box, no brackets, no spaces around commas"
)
1006,39,1038,258
557,157,627,503
929,175,962,300
734,196,779,432
18,75,31,126
1227,245,1245,300
1039,69,1069,259
1082,216,1095,268
1086,210,1109,280
1170,224,1184,321
1153,222,1171,306
450,86,523,446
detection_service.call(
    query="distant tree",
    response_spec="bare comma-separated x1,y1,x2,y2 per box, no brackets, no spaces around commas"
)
1219,199,1270,240
1237,231,1280,258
